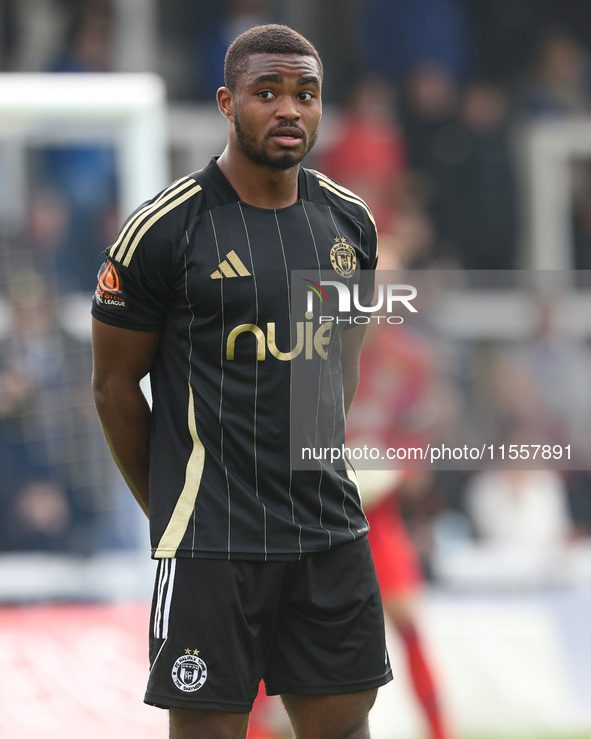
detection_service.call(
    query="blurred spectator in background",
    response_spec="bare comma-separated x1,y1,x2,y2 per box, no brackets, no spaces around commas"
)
565,470,591,541
39,0,118,292
399,66,520,269
354,0,472,84
399,62,463,266
192,0,274,99
0,0,69,72
447,80,520,269
465,445,572,553
0,270,98,553
518,27,591,118
315,74,406,233
49,0,114,74
517,27,591,272
0,189,70,285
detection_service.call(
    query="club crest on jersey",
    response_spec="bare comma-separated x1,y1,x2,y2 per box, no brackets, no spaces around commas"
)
330,238,356,278
171,650,208,693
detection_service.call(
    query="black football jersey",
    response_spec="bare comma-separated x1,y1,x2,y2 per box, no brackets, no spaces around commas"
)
92,158,378,560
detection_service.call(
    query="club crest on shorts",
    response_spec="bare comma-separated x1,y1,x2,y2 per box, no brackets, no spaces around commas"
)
171,649,208,693
330,238,357,278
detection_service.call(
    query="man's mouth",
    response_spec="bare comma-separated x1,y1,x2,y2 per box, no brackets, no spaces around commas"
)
269,127,304,146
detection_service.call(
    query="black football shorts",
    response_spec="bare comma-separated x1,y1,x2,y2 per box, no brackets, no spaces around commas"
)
144,536,393,712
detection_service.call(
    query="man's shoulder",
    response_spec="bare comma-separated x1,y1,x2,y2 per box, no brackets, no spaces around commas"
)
125,157,223,236
303,168,377,230
107,174,205,266
129,172,207,233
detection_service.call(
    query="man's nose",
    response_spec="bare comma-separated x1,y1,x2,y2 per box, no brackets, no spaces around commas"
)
275,95,301,120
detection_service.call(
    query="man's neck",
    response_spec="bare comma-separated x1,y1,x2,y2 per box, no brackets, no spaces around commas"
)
216,148,300,209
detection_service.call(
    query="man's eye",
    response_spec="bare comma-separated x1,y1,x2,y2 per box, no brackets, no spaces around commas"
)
258,90,274,99
298,92,314,101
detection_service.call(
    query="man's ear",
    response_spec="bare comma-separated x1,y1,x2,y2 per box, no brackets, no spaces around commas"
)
217,87,234,120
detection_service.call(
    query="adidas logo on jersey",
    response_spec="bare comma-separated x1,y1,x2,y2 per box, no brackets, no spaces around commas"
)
210,251,251,279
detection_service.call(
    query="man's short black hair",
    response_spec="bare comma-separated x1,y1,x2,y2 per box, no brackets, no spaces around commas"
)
224,24,323,93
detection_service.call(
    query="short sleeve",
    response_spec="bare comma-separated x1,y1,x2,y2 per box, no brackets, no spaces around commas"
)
91,213,177,332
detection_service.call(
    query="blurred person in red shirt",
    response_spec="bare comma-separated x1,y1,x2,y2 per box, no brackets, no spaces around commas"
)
315,73,407,233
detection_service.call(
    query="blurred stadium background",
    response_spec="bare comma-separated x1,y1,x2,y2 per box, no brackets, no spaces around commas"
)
1,1,591,737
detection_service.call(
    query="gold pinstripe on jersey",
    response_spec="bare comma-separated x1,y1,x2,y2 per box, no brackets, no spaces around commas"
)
208,211,233,555
274,206,301,555
236,202,266,556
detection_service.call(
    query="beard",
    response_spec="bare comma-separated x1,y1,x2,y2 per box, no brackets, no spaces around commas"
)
234,110,318,170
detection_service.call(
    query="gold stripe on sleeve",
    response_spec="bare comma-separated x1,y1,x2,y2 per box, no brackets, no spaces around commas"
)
121,184,203,267
313,172,377,230
110,177,196,263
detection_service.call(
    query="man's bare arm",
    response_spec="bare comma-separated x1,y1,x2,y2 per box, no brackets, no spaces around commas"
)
91,317,160,517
